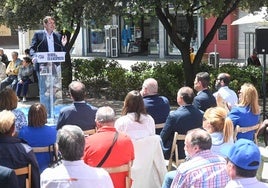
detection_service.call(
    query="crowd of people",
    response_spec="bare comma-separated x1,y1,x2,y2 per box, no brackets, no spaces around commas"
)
1,15,268,188
0,70,268,187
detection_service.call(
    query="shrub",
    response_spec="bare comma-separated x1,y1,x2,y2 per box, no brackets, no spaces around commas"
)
72,58,262,104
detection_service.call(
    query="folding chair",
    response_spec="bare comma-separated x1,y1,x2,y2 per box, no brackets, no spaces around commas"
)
14,164,31,188
167,132,186,171
155,123,164,129
83,128,96,136
234,124,260,143
32,144,58,162
104,161,132,188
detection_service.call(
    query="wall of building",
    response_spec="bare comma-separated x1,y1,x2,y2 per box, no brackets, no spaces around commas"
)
204,11,238,59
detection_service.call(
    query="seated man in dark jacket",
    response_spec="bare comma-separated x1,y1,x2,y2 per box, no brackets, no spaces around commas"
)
160,87,203,160
0,110,40,188
57,81,97,131
140,78,170,134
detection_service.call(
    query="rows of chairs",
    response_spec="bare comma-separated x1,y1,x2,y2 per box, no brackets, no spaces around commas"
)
13,124,264,187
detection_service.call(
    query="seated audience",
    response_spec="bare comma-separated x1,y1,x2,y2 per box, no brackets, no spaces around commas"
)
160,86,203,159
0,51,22,91
83,106,134,188
221,138,268,188
57,81,97,131
163,128,229,188
0,165,19,188
18,103,57,173
193,72,216,112
228,83,260,141
115,90,155,140
0,110,40,188
0,88,27,134
203,106,234,155
213,73,238,110
140,78,170,134
0,56,6,82
16,56,34,102
41,125,113,188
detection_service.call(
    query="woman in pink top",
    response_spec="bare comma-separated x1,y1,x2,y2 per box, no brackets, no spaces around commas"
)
115,90,155,140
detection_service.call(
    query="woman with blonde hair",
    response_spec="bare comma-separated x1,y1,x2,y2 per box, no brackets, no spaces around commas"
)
228,83,260,141
203,107,234,155
115,90,155,140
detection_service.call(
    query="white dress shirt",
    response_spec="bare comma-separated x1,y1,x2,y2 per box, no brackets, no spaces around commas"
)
214,86,238,108
41,160,114,188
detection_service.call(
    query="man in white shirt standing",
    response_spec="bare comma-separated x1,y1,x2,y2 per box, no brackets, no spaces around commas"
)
41,125,114,188
213,73,238,110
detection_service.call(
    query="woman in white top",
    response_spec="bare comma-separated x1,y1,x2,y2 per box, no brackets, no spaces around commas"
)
203,106,234,156
115,90,155,140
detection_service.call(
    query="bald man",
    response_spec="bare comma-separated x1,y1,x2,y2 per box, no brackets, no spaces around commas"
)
140,78,170,134
56,81,98,130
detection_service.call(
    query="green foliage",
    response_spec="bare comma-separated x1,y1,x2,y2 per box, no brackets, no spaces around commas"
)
152,61,184,104
73,58,263,105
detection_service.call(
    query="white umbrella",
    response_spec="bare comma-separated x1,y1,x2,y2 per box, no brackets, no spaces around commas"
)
231,7,268,25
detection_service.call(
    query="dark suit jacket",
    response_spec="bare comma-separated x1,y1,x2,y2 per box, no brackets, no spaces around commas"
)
143,95,170,134
56,102,98,131
160,105,203,159
0,166,19,188
0,136,40,188
30,30,65,71
193,89,216,113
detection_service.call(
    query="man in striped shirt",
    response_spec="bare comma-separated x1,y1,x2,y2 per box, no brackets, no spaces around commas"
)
170,128,229,188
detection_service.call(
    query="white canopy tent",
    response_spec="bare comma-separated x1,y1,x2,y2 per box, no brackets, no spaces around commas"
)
231,7,268,25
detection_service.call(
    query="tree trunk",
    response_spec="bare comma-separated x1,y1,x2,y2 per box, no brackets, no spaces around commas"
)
61,22,81,90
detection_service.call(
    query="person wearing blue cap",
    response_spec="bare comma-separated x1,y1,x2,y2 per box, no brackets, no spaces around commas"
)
221,138,268,187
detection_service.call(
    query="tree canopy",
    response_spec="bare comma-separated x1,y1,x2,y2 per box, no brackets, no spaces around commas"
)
0,0,267,87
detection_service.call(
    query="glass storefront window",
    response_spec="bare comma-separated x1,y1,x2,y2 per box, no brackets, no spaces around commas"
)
167,15,197,55
148,17,159,55
90,29,105,53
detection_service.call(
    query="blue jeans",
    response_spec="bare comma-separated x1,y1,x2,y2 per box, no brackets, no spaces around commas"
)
16,79,32,97
0,75,18,91
162,170,177,188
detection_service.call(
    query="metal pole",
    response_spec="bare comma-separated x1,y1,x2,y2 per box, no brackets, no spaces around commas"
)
263,54,266,120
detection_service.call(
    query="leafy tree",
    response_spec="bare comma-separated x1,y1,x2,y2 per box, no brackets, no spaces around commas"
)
0,0,118,88
123,0,267,86
0,0,266,88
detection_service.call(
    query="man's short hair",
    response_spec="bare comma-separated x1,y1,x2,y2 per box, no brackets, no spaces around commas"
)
57,125,85,161
0,110,15,134
196,72,210,88
69,81,86,101
187,128,212,150
143,78,158,94
43,16,55,24
177,86,195,104
217,73,231,86
95,106,115,123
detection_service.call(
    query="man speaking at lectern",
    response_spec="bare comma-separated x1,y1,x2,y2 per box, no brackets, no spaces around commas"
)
30,16,67,118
